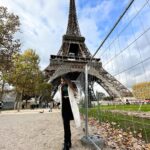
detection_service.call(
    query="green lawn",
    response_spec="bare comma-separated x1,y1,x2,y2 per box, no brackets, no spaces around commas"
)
95,104,150,112
80,106,150,143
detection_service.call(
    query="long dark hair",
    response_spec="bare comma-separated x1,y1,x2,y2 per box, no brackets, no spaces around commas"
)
61,76,77,93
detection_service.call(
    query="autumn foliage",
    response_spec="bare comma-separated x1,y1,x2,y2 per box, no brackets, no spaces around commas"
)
132,82,150,99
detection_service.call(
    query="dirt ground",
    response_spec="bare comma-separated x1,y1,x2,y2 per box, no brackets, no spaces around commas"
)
0,109,90,150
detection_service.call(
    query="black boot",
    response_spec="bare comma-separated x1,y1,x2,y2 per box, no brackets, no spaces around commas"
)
62,143,70,150
67,141,72,148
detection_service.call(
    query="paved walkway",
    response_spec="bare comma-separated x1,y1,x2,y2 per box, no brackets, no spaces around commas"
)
0,109,88,150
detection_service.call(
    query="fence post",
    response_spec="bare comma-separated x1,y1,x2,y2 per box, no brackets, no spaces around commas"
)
85,64,89,137
81,64,104,150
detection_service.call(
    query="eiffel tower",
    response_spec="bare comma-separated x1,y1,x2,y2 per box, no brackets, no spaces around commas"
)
45,0,132,99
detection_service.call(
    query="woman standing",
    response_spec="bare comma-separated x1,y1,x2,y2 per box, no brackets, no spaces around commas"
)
53,76,81,150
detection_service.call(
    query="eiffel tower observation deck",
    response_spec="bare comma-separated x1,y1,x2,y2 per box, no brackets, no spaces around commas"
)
45,0,132,99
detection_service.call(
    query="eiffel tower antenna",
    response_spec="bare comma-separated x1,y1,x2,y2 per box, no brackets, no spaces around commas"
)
66,0,81,36
57,0,91,57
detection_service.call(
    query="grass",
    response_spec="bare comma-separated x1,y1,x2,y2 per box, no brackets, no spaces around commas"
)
94,104,150,112
80,105,150,143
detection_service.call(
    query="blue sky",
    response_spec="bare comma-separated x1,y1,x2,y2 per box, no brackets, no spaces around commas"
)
0,0,150,90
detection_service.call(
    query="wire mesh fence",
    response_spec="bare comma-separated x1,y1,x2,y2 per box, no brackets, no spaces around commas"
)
81,0,150,149
78,0,150,149
50,0,150,149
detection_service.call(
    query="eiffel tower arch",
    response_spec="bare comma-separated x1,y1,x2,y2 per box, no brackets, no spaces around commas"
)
45,0,132,100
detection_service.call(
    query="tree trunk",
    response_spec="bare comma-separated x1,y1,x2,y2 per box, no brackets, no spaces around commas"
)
25,99,28,109
0,80,5,113
0,80,5,102
14,92,19,110
14,102,17,110
17,91,23,112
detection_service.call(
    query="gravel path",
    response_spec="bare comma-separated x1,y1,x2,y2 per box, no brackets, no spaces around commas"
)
0,109,88,150
110,110,150,119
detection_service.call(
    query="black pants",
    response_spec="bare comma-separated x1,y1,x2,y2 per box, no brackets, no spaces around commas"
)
63,119,71,144
62,97,74,144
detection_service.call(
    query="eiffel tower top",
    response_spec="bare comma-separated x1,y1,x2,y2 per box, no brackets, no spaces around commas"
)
57,0,92,57
66,0,81,36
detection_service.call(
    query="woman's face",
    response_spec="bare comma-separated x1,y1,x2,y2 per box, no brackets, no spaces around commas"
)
61,78,65,85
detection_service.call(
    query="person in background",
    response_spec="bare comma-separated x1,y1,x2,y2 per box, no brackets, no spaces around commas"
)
0,101,4,110
53,76,81,150
126,99,130,105
48,101,54,112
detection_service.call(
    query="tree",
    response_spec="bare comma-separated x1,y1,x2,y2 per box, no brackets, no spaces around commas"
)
6,49,42,111
0,6,20,102
96,91,105,100
132,82,150,100
39,82,52,105
103,96,114,101
0,7,20,56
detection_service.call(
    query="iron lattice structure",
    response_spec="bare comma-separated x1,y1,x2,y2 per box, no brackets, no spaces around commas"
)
45,0,132,100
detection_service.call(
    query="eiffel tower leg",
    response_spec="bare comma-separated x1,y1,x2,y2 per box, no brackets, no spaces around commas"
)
100,68,132,97
89,68,121,98
88,65,132,98
88,82,97,107
96,79,118,98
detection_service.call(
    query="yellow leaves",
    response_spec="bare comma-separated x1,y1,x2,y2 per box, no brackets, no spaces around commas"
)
6,48,41,94
24,49,34,57
132,82,150,99
23,49,39,64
